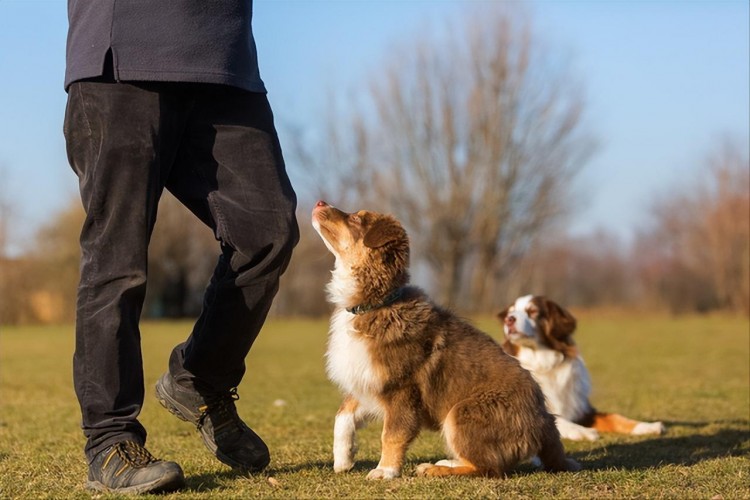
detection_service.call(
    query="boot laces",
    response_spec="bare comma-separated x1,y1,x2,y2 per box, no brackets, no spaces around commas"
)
197,387,242,432
103,441,157,476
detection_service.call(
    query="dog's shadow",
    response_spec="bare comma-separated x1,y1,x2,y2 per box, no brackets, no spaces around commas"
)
570,420,749,471
183,421,748,489
407,420,748,475
269,460,380,475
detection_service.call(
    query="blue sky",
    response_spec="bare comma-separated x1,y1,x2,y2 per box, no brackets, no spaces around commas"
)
0,0,748,255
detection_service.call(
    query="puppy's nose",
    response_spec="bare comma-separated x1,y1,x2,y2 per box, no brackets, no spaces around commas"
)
504,315,516,326
316,200,329,208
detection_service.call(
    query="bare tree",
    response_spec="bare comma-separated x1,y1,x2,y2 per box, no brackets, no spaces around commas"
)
635,137,750,315
0,165,9,260
515,230,635,309
271,208,332,317
146,192,219,317
0,166,37,324
29,198,85,323
0,165,11,323
302,7,593,311
701,140,750,314
11,192,220,323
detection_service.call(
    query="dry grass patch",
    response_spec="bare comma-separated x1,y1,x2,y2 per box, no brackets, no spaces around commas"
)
1,313,748,498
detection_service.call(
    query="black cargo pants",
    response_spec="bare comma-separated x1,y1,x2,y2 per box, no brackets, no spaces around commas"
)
63,79,298,461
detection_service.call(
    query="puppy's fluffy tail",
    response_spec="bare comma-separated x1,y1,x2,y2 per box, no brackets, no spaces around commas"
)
537,415,581,472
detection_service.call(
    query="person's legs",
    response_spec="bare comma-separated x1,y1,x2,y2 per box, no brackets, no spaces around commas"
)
155,85,298,470
165,85,298,392
64,80,188,462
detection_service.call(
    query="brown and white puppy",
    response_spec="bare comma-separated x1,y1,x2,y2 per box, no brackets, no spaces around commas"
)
499,295,665,441
312,201,579,479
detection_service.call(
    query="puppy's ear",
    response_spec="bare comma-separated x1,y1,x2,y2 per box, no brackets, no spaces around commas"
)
497,306,510,322
541,298,578,357
363,217,403,248
545,299,577,339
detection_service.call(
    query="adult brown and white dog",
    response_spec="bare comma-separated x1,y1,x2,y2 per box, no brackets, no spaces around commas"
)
312,201,579,479
499,295,665,441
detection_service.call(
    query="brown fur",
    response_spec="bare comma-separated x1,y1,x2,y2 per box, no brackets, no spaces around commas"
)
313,202,579,478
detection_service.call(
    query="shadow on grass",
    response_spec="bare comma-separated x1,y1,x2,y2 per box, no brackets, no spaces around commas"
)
661,419,747,429
184,468,251,492
268,460,379,475
182,421,749,489
398,421,749,476
182,460,383,491
578,421,750,471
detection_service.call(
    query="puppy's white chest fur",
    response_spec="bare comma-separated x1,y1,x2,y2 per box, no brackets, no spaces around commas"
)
515,346,592,421
325,311,385,419
323,258,386,418
326,310,381,394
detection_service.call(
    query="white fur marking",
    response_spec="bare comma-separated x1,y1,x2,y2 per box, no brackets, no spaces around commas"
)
325,309,385,409
514,347,592,422
556,417,600,441
435,459,462,467
312,216,342,260
333,413,357,472
632,421,665,435
515,295,534,310
324,262,385,421
325,262,359,309
366,467,399,480
504,295,541,344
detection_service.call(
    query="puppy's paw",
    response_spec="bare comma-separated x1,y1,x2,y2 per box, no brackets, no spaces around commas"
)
332,441,357,472
632,421,665,436
415,463,434,476
563,426,600,441
434,459,461,467
542,456,582,473
557,418,600,441
565,458,582,472
366,467,399,480
333,460,354,473
579,427,601,441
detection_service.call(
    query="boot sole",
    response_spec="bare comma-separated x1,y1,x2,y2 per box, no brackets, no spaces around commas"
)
85,471,185,495
155,375,266,471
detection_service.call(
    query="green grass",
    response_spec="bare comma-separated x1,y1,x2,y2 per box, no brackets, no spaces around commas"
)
1,313,748,499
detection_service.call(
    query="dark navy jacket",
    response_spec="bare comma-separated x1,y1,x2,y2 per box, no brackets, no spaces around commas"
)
65,0,266,93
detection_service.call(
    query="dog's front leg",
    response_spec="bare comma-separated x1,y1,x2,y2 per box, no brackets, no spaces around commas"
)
367,402,419,480
333,395,367,472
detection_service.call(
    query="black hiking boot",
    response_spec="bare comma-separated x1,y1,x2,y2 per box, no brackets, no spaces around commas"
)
155,372,270,472
86,441,185,494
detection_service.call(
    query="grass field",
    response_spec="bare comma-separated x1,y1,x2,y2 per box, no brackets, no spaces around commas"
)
1,312,748,499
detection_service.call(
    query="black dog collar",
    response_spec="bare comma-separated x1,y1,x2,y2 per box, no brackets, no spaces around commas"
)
347,288,404,315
